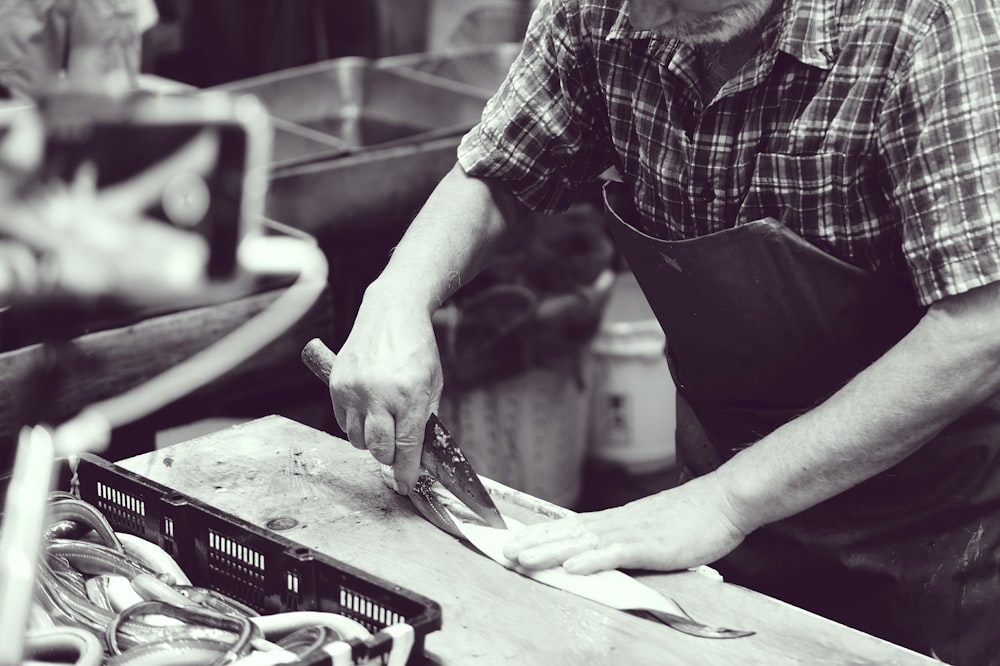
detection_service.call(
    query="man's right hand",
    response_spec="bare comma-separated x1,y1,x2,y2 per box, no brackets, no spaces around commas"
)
327,290,444,496
326,163,520,496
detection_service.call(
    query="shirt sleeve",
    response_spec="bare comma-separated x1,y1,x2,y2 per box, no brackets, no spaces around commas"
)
880,0,1000,305
457,0,616,213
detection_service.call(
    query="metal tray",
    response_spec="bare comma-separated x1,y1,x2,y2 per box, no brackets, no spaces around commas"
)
379,42,521,96
216,56,494,166
262,44,523,234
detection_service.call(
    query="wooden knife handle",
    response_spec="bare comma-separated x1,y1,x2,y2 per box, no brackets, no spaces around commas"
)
301,338,335,384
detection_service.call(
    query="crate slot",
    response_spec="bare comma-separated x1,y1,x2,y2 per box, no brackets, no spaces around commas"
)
281,571,303,612
208,560,266,609
208,531,266,569
341,589,404,629
157,516,180,559
94,481,145,534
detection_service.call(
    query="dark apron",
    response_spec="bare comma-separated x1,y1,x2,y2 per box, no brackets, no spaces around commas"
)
603,181,1000,665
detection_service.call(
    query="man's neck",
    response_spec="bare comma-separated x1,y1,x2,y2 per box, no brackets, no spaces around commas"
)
691,0,784,101
694,31,760,99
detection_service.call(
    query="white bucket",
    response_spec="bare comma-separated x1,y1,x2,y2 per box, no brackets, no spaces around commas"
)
586,270,677,474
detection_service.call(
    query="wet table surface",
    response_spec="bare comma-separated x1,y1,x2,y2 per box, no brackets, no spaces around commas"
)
120,415,941,666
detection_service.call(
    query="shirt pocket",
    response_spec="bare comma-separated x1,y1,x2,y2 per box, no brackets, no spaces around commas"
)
737,150,870,261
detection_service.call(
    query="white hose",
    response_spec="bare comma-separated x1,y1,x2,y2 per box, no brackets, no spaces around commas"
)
250,611,372,642
116,532,190,586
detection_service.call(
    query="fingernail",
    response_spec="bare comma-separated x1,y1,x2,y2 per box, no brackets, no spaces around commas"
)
397,481,410,496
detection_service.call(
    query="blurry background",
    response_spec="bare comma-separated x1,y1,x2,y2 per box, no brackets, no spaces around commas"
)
141,0,537,85
0,0,678,514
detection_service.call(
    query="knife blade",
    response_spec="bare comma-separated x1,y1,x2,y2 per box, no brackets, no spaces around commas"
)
300,338,507,530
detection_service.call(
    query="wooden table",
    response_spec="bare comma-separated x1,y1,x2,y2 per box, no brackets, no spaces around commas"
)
120,415,941,666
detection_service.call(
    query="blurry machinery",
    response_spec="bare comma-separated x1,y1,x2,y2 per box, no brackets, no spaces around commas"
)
0,89,330,663
223,45,521,351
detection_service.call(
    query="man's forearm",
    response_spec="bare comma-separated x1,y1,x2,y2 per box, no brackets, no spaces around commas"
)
715,281,1000,532
364,163,521,316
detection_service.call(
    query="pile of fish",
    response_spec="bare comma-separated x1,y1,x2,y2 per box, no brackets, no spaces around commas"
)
26,492,373,666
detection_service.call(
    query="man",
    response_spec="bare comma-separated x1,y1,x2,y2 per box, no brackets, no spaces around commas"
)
326,0,1000,662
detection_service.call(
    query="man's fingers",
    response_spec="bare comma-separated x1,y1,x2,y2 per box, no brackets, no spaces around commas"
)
391,408,426,496
331,402,348,438
334,404,423,496
505,516,587,551
364,410,396,466
343,412,366,451
392,443,420,496
563,542,629,575
512,532,600,570
504,517,597,567
502,512,637,572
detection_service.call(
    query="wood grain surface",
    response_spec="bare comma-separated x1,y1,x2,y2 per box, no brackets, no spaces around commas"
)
119,415,942,666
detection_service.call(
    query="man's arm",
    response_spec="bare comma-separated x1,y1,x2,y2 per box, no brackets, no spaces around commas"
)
718,278,1000,529
328,163,523,495
504,279,1000,573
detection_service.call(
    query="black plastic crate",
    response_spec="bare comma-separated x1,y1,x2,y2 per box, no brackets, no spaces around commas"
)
72,453,442,665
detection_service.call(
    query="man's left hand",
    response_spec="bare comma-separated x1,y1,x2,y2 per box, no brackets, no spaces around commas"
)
502,472,750,575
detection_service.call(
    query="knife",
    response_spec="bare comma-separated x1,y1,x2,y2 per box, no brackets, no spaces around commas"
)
300,338,507,530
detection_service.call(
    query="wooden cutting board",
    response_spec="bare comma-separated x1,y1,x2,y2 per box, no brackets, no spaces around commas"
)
120,415,941,666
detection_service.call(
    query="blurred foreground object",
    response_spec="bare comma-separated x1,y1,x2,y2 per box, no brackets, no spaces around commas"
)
0,87,271,309
0,87,333,663
0,0,158,99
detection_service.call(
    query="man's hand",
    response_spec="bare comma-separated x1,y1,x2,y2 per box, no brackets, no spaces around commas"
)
502,472,750,574
325,164,521,498
328,294,444,496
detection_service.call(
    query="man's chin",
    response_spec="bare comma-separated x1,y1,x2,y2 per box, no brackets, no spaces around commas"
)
656,20,740,45
653,0,776,45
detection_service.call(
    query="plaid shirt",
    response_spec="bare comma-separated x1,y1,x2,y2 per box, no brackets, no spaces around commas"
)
458,0,1000,305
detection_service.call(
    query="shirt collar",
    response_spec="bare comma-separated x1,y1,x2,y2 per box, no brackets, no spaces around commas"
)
773,0,839,70
605,0,839,71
